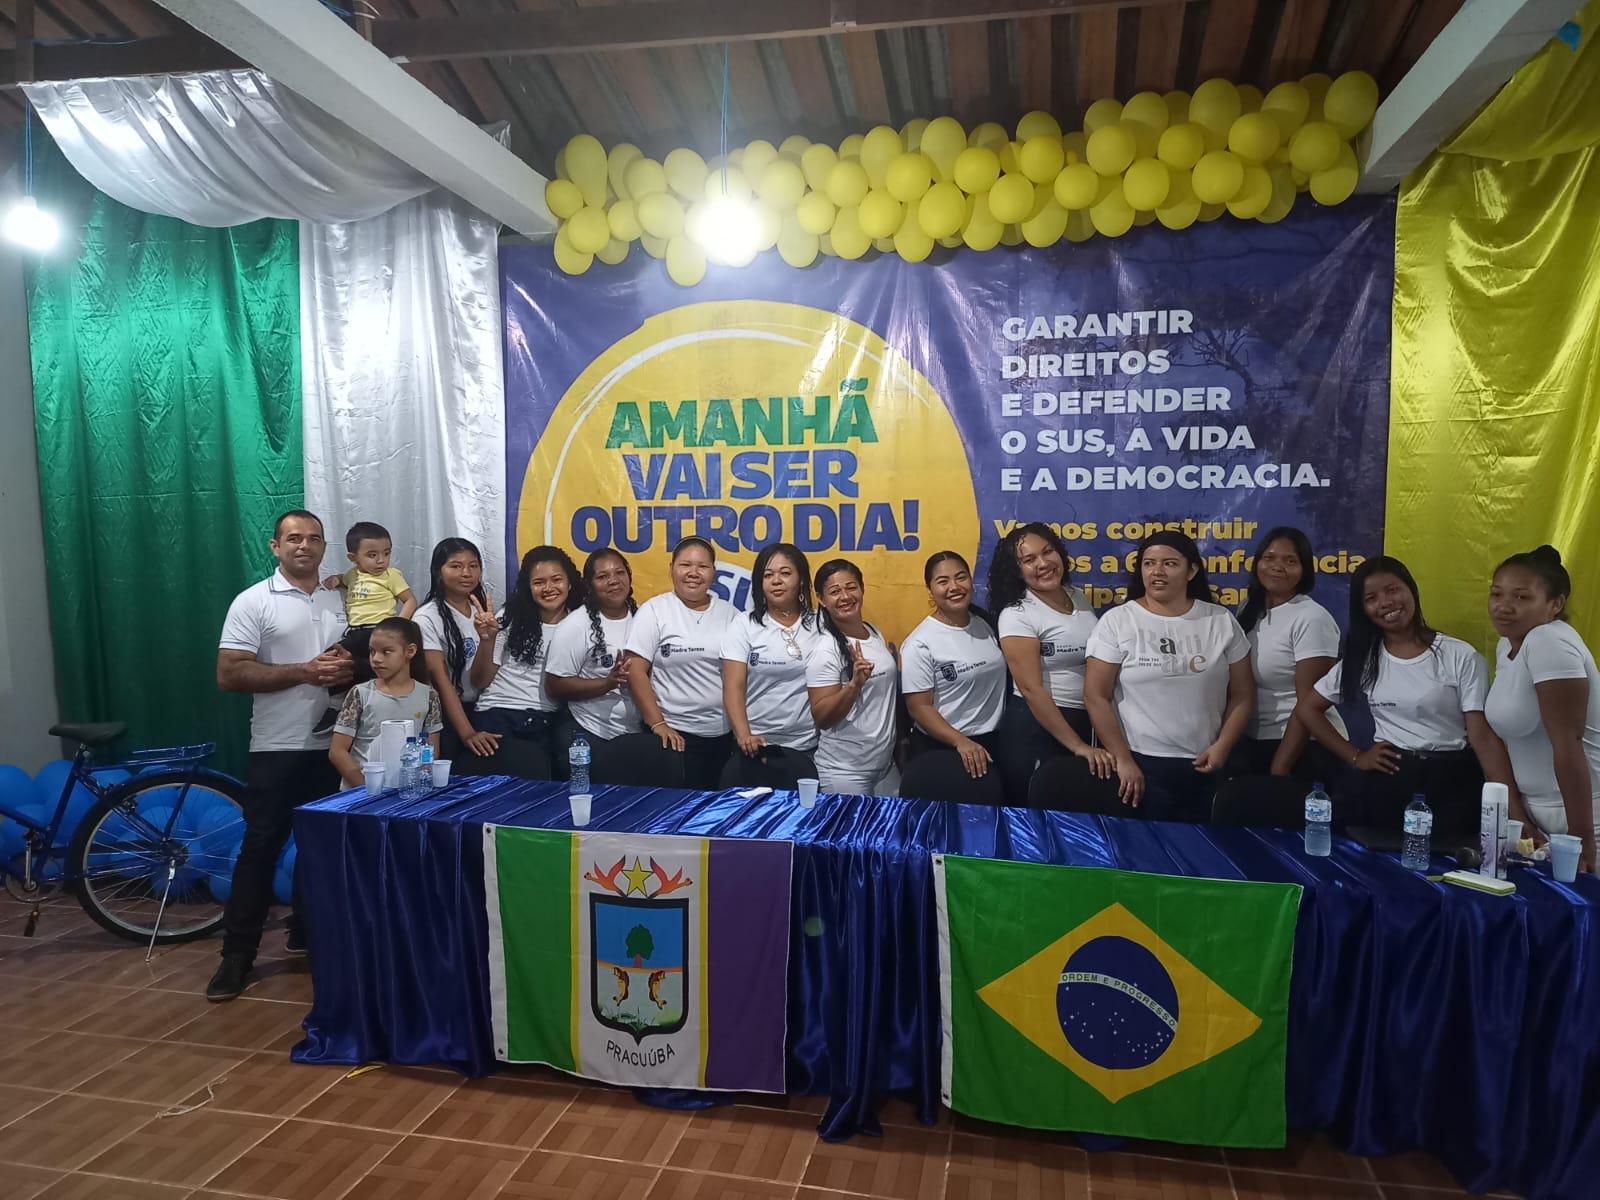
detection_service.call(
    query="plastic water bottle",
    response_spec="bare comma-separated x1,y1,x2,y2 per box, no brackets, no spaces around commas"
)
1401,793,1433,871
569,734,591,797
1303,783,1332,857
399,736,422,798
418,739,434,786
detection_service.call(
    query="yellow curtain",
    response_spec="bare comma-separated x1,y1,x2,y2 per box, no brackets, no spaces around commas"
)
1388,3,1600,652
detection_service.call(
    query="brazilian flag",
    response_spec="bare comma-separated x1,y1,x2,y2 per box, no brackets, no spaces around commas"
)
934,855,1301,1147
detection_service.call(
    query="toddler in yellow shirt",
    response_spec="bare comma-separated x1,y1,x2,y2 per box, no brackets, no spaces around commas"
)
313,521,418,733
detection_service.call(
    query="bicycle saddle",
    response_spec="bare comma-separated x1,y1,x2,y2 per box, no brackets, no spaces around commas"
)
49,722,128,746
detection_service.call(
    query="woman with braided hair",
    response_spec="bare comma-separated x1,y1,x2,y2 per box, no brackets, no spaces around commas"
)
416,538,498,762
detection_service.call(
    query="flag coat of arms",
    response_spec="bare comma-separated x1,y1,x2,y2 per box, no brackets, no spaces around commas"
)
485,826,792,1091
934,855,1300,1147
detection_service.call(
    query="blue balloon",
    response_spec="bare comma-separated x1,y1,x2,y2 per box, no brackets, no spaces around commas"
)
272,838,298,906
34,760,98,848
0,765,36,859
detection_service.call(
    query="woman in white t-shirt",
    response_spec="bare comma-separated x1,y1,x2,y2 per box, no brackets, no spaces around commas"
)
468,546,583,780
416,537,501,763
1485,546,1600,870
1085,531,1255,823
806,558,900,797
545,549,639,784
1295,556,1516,839
1234,527,1345,780
624,537,738,789
988,522,1115,804
721,542,821,789
901,551,1006,791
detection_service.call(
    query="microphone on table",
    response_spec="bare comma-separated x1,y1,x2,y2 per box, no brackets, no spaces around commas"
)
1451,844,1482,870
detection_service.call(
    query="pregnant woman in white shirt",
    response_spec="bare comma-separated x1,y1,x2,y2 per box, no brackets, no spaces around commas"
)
806,558,900,797
1295,555,1517,839
1485,546,1600,872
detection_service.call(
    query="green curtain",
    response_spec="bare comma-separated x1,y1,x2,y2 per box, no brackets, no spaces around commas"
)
27,133,303,772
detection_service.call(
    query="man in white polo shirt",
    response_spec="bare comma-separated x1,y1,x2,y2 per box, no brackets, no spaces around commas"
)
208,510,352,1002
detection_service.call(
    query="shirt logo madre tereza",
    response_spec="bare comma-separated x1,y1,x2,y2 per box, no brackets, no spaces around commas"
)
658,636,708,661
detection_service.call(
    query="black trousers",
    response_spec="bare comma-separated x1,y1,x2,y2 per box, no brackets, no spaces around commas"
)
719,743,819,789
336,624,378,684
1228,736,1347,787
597,729,735,790
997,696,1095,808
221,750,339,962
470,707,570,781
1357,747,1484,840
1133,752,1218,824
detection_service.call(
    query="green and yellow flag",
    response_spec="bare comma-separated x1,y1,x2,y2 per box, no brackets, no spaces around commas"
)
934,855,1300,1147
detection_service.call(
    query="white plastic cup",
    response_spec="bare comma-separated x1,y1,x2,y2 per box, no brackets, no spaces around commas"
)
431,760,452,788
1549,833,1582,883
797,778,819,809
570,793,593,827
362,764,387,797
1504,819,1523,855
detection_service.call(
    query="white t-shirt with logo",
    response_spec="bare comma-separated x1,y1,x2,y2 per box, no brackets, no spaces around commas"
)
1313,634,1488,752
1486,621,1600,809
721,614,821,751
806,628,898,782
219,568,348,752
416,601,483,704
545,609,639,740
477,621,563,714
1086,599,1252,759
625,593,737,736
1246,594,1343,739
996,588,1099,709
900,614,1007,736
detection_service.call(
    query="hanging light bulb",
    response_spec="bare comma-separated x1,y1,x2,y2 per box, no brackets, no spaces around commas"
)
4,104,59,253
703,194,761,266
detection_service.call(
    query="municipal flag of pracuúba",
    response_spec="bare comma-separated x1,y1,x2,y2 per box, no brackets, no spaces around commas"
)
935,855,1301,1147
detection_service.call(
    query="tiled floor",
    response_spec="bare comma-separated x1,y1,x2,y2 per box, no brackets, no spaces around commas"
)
0,899,1510,1199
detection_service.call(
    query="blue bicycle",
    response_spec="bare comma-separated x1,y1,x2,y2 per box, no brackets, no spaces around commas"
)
0,722,247,946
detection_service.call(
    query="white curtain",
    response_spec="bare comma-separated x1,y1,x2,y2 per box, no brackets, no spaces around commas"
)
24,71,433,225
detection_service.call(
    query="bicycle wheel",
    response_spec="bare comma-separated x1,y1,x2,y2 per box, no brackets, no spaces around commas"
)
70,769,247,944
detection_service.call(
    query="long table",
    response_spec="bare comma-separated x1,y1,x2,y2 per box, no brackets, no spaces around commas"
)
291,777,1600,1200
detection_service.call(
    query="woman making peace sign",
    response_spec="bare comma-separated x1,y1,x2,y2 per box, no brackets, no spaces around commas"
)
806,559,900,797
416,538,501,761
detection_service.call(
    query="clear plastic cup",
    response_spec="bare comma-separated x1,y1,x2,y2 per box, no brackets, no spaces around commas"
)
431,760,452,788
1504,819,1523,856
797,778,819,809
1549,833,1582,883
362,764,387,797
570,793,593,827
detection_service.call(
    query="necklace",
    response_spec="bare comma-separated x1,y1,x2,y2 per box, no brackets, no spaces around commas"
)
777,622,803,660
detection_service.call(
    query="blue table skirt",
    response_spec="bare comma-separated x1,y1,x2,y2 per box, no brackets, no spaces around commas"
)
292,777,1600,1200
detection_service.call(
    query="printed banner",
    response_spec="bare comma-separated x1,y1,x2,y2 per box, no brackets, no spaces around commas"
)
934,855,1300,1145
484,825,791,1091
503,201,1392,639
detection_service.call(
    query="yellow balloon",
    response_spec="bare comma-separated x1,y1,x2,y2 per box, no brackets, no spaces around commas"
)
553,226,593,275
961,192,1004,252
779,134,812,162
1021,198,1068,247
1325,70,1379,137
1262,81,1310,137
545,179,584,220
1155,171,1200,230
663,148,708,200
758,159,807,208
564,134,608,207
1019,136,1065,183
872,235,894,254
1086,124,1136,176
742,139,779,178
831,207,870,260
637,191,685,239
625,157,667,199
917,181,965,239
796,191,837,235
567,205,610,254
901,118,930,151
858,189,904,239
1000,223,1024,247
1122,91,1170,134
728,148,745,169
1225,165,1272,219
754,203,782,253
1190,78,1241,136
1228,112,1282,164
818,233,836,257
1089,190,1134,238
1199,201,1226,222
893,216,935,263
888,152,936,201
938,234,963,249
1164,90,1191,125
825,161,870,208
1302,73,1333,121
988,173,1034,223
639,232,668,259
920,117,967,181
1122,159,1171,211
837,133,865,161
665,236,706,286
997,140,1022,176
1292,166,1310,190
684,200,713,247
860,125,904,188
1289,122,1342,174
1015,110,1062,142
607,143,642,199
1065,208,1094,243
596,238,630,266
1062,131,1087,165
1094,172,1121,206
1258,167,1296,223
1083,98,1124,134
1157,123,1206,170
1309,144,1359,205
607,199,642,242
777,215,820,269
1053,162,1099,210
969,121,1008,149
1238,84,1263,113
554,148,568,181
1192,150,1246,204
801,143,839,192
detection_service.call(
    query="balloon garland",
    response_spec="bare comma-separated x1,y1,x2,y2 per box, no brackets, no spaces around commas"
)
545,71,1379,285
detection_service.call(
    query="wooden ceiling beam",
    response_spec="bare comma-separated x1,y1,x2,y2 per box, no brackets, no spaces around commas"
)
1194,0,1257,83
1132,2,1184,93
